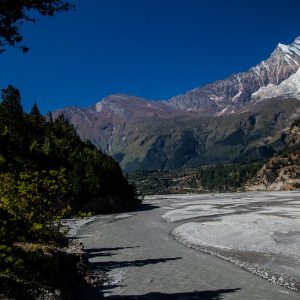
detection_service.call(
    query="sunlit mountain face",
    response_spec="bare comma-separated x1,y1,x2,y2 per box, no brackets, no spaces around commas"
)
54,36,300,172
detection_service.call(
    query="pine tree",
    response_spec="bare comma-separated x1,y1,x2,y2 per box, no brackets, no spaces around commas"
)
0,85,24,144
30,101,44,127
30,101,40,117
0,85,23,118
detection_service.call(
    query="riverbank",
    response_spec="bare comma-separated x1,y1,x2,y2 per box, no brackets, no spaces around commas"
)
0,217,100,300
75,197,299,299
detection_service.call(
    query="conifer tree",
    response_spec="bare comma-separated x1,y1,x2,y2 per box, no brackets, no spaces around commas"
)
0,85,23,117
30,101,44,127
0,85,24,144
30,101,40,117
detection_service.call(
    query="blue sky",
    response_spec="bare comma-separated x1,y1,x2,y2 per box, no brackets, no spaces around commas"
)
0,0,300,113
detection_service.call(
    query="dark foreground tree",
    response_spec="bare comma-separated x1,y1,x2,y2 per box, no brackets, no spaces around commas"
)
0,85,140,212
0,0,74,52
0,85,140,297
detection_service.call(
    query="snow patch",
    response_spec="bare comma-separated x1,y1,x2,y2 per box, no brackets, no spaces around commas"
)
252,68,300,100
277,43,292,54
232,90,242,102
262,61,270,72
290,37,300,57
216,106,229,116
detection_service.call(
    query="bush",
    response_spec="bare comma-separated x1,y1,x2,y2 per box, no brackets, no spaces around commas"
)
0,169,71,276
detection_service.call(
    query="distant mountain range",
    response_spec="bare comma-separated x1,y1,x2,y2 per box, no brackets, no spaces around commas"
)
54,36,300,173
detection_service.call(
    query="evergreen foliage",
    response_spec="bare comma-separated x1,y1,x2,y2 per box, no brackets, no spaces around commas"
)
196,163,263,191
129,162,264,195
0,169,71,275
0,85,139,212
0,85,140,284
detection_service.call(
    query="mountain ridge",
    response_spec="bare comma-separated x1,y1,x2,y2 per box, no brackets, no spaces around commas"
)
168,36,300,114
58,36,300,117
53,36,300,172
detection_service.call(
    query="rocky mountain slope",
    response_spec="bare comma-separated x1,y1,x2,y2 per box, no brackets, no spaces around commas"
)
245,121,300,191
54,36,300,172
130,120,300,195
169,37,300,114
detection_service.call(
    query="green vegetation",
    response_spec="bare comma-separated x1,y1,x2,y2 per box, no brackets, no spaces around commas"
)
0,85,139,212
0,85,140,296
248,120,300,190
108,98,298,173
0,169,70,272
159,119,300,194
129,116,300,195
129,162,264,195
196,163,263,191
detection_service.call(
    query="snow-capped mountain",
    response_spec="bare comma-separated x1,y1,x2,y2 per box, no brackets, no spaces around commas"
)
54,36,300,172
69,36,300,120
252,68,300,100
168,36,300,115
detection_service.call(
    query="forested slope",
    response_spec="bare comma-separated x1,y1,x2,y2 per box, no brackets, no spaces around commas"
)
245,120,300,191
0,85,140,213
0,85,140,298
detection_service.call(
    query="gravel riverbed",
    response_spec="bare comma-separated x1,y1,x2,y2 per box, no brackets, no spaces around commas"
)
76,191,300,299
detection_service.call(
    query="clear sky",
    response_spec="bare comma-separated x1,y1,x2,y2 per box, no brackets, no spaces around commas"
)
0,0,300,113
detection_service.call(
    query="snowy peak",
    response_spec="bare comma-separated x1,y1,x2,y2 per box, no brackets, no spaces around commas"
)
289,36,300,56
252,68,300,100
251,37,300,101
66,35,300,120
274,36,300,57
53,35,300,172
168,36,300,115
276,43,292,54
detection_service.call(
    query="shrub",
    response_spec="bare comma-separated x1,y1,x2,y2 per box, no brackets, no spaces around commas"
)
0,169,71,275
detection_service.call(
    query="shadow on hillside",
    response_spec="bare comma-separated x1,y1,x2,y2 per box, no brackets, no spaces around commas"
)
78,288,241,299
